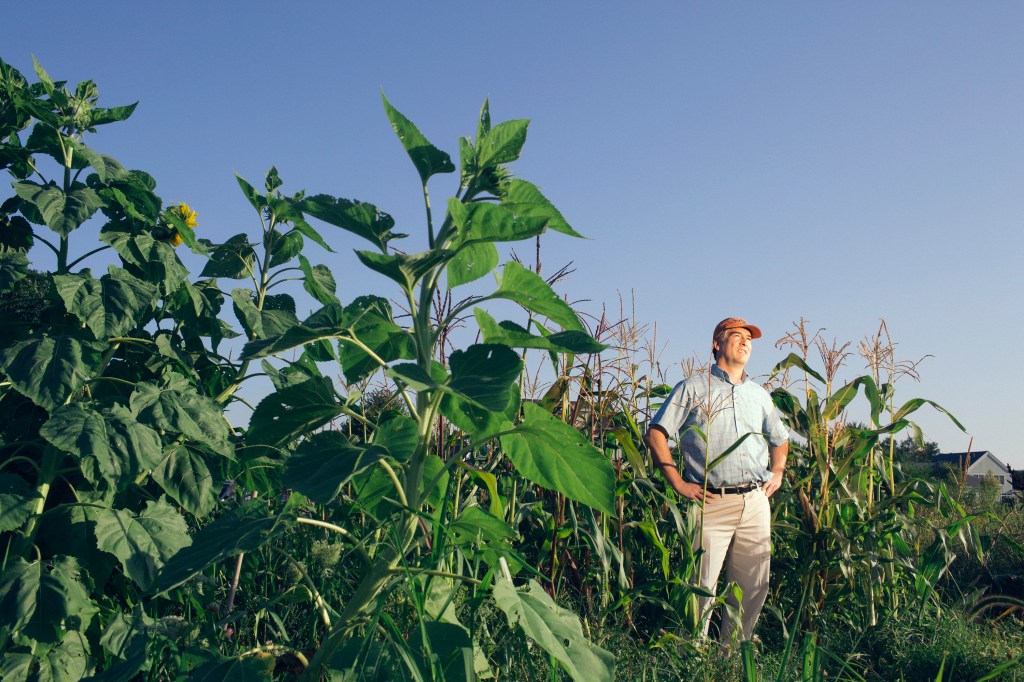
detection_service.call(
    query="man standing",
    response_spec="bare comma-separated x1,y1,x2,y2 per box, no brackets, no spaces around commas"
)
645,317,790,643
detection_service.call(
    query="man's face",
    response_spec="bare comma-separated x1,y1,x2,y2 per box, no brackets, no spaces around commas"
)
715,328,753,366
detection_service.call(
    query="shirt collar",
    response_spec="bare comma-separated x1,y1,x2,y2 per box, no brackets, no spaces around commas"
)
711,363,748,385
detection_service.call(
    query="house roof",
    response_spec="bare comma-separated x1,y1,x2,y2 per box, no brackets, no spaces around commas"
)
933,451,1010,473
933,451,988,466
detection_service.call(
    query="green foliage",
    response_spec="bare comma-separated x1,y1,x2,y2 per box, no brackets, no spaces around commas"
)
0,55,246,680
156,502,297,594
0,56,617,681
493,574,615,681
855,607,1024,681
282,434,388,504
501,403,616,515
3,55,1012,682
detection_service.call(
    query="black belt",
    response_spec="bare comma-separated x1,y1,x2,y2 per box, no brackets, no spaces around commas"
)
704,482,759,495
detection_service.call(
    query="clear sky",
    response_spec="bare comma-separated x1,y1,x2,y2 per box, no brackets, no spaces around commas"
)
6,2,1023,466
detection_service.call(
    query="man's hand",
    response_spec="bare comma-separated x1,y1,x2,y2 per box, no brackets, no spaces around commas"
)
762,469,784,497
647,426,718,504
763,442,788,498
676,480,719,503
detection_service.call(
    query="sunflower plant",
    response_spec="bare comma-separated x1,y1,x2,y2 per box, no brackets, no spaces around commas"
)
0,57,235,679
1,55,617,681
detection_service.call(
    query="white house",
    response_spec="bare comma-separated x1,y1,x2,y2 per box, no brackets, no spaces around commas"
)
933,451,1015,499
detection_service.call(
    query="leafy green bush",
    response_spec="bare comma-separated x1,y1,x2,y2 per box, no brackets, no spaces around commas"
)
861,608,1024,681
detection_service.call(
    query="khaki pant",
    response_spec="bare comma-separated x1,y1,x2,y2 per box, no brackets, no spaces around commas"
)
695,486,771,642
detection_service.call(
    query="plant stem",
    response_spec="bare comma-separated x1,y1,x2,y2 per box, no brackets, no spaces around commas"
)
224,553,244,618
19,447,62,557
66,244,112,270
423,182,434,248
300,517,418,680
385,567,482,585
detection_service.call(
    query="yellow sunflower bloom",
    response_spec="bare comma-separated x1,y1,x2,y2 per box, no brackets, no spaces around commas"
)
168,202,198,247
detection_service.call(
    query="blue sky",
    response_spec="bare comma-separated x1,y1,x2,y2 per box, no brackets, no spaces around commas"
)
6,2,1023,466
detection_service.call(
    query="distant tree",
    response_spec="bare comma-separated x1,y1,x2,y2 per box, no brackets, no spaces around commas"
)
1009,466,1024,491
0,269,51,345
879,434,940,464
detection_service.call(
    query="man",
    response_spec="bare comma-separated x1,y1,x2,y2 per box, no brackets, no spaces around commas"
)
645,317,790,643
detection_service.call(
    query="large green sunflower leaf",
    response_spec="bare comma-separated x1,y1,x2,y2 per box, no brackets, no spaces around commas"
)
447,344,522,412
129,380,231,451
494,261,583,332
231,290,299,341
13,181,103,236
446,240,497,288
259,293,299,337
293,194,403,251
448,199,547,247
282,432,388,505
439,381,518,441
96,169,161,225
27,126,126,186
0,333,102,412
0,556,97,643
477,119,530,168
151,443,217,518
200,233,256,279
0,651,33,681
94,498,191,592
0,250,29,292
35,505,113,596
298,255,339,306
241,303,346,360
241,298,413,384
100,224,189,292
0,213,35,252
500,403,615,515
40,403,163,489
493,575,614,682
35,631,91,682
0,473,41,532
268,229,304,268
53,267,157,340
475,309,605,353
372,413,419,462
337,296,416,383
355,249,451,291
499,178,581,238
244,376,342,452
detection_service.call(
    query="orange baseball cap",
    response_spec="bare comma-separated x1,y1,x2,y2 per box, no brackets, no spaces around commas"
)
712,317,762,341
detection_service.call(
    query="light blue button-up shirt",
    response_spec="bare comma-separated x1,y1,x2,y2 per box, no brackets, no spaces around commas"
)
651,364,790,487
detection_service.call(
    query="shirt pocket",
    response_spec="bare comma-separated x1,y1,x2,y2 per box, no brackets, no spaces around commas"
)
733,393,762,436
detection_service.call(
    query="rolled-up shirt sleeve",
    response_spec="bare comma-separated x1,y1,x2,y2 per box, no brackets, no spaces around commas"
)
651,381,693,436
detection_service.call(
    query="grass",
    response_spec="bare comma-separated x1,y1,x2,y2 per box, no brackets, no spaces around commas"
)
480,599,1024,681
